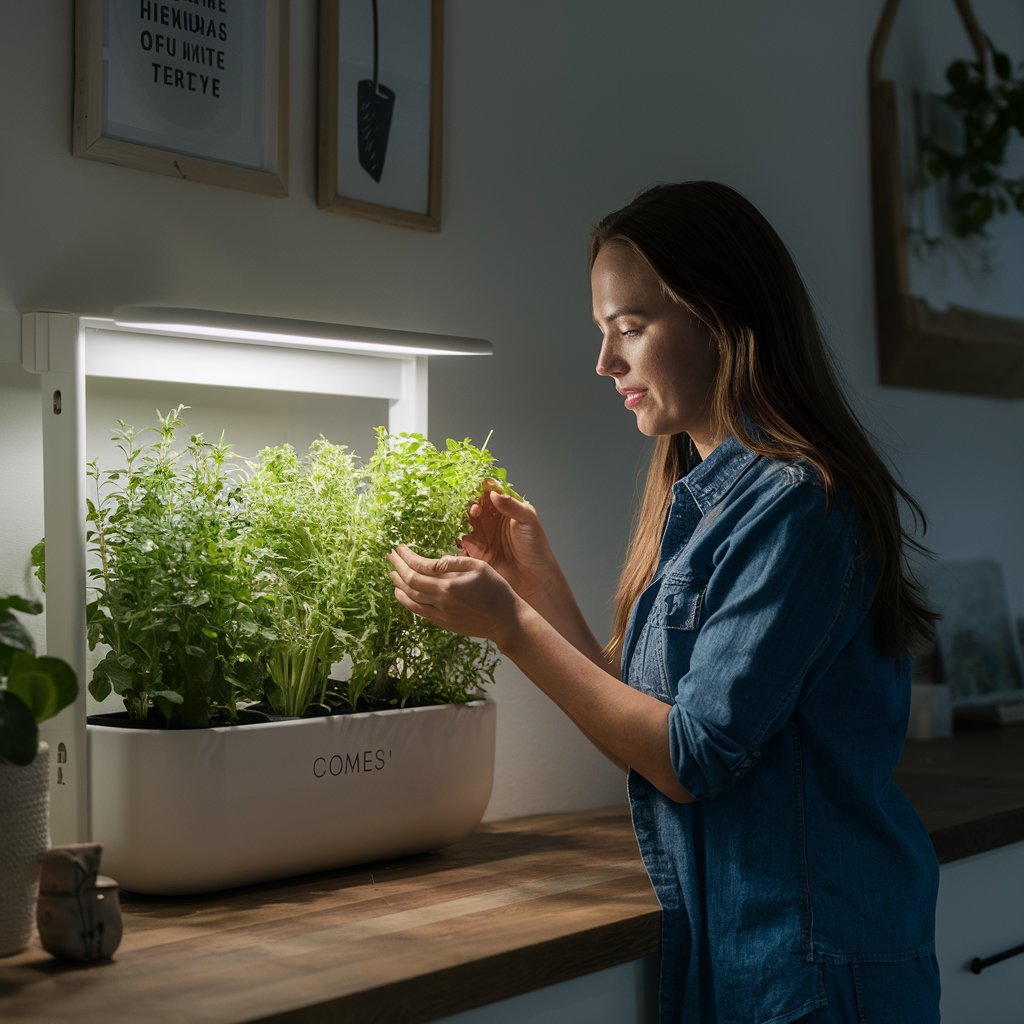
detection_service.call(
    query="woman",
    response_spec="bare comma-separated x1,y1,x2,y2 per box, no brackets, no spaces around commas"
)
389,181,941,1024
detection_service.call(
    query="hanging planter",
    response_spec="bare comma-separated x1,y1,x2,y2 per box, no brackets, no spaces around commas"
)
867,0,1024,398
920,37,1024,240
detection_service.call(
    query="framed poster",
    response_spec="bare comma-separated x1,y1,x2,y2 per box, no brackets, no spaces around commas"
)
73,0,289,197
318,0,443,230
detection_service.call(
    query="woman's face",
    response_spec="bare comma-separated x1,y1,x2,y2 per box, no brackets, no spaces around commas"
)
591,241,722,455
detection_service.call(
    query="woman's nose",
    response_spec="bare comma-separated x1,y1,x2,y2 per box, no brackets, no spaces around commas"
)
596,337,625,378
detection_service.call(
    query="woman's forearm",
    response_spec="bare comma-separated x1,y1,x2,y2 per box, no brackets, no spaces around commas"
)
498,599,695,804
526,564,617,673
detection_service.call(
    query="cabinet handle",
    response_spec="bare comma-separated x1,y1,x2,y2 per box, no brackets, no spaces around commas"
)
970,943,1024,975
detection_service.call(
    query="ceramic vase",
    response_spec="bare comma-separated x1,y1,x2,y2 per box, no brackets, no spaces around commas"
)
37,842,122,961
0,745,50,957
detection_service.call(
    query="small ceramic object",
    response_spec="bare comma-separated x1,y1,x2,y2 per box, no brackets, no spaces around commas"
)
36,843,122,962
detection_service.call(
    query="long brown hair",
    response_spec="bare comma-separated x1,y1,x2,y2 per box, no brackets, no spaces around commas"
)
592,182,937,667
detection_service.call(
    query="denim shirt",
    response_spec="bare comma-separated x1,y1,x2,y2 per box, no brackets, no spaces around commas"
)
623,435,938,1024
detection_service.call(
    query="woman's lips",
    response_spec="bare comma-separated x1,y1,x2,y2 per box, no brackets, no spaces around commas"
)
619,388,648,409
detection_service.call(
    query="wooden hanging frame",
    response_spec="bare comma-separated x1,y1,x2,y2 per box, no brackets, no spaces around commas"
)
868,0,1024,398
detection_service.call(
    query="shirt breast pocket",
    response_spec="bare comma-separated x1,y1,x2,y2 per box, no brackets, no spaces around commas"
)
651,573,706,699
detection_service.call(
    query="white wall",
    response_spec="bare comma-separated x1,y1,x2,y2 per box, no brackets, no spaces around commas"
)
2,1,1022,821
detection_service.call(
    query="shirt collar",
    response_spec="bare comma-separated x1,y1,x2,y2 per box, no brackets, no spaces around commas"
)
675,433,760,515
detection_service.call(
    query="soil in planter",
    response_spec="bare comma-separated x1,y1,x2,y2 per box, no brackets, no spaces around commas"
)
87,684,486,730
86,707,279,730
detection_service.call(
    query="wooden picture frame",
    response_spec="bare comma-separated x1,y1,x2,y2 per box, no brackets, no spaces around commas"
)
73,0,289,198
927,560,1024,707
868,0,1024,398
318,0,443,230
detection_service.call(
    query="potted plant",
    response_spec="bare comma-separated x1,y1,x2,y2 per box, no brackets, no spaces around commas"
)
52,410,514,895
242,436,367,717
1,593,78,956
343,429,507,711
77,406,275,727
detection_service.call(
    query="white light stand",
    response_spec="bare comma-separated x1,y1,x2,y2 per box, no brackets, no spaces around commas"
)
21,308,491,843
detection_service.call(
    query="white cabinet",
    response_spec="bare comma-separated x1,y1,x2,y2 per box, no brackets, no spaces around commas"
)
937,841,1024,1023
433,958,659,1024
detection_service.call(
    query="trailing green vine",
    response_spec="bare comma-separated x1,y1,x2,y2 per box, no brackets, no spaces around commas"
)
922,38,1024,239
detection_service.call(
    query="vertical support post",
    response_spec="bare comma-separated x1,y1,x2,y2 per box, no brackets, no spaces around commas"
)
22,312,89,844
387,356,429,434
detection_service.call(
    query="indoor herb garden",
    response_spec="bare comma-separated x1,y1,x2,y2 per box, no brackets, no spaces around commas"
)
36,406,517,728
32,407,516,895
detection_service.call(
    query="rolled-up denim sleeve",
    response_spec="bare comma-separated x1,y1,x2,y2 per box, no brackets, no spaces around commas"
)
668,479,858,799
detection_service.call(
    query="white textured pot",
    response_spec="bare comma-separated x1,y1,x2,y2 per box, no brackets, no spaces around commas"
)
0,745,51,957
89,699,496,895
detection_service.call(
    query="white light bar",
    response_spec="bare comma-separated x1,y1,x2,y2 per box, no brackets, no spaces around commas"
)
112,306,492,357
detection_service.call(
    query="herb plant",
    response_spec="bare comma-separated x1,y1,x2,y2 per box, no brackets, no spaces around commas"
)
1,594,78,766
81,407,274,727
922,38,1024,238
346,430,516,711
244,439,368,717
42,409,517,727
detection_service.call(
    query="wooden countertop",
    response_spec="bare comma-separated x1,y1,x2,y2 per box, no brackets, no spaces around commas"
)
0,809,660,1024
895,725,1024,863
2,728,1021,1023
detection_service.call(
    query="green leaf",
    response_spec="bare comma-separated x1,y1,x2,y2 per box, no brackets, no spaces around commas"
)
0,691,40,766
0,610,36,675
32,657,78,720
89,674,112,702
101,659,136,691
0,594,43,618
29,542,47,590
151,690,185,705
947,60,970,90
6,652,60,721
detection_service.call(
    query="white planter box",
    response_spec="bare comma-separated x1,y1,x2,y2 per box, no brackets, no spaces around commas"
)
88,699,496,895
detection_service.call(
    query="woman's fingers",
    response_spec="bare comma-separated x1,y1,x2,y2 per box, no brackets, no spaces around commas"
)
473,482,537,524
461,490,539,558
390,544,477,578
387,543,517,643
387,546,479,610
390,579,435,620
486,487,538,524
387,552,446,622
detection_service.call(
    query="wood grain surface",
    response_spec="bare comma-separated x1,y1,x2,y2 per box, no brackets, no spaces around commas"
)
896,726,1024,862
3,730,1022,1023
0,808,660,1024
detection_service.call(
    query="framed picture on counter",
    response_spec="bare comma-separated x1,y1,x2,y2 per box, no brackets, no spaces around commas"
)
926,559,1024,706
73,0,290,196
318,0,443,230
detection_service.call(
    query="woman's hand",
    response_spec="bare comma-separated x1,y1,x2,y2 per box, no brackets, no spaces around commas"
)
457,481,608,670
458,482,556,606
388,544,522,648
